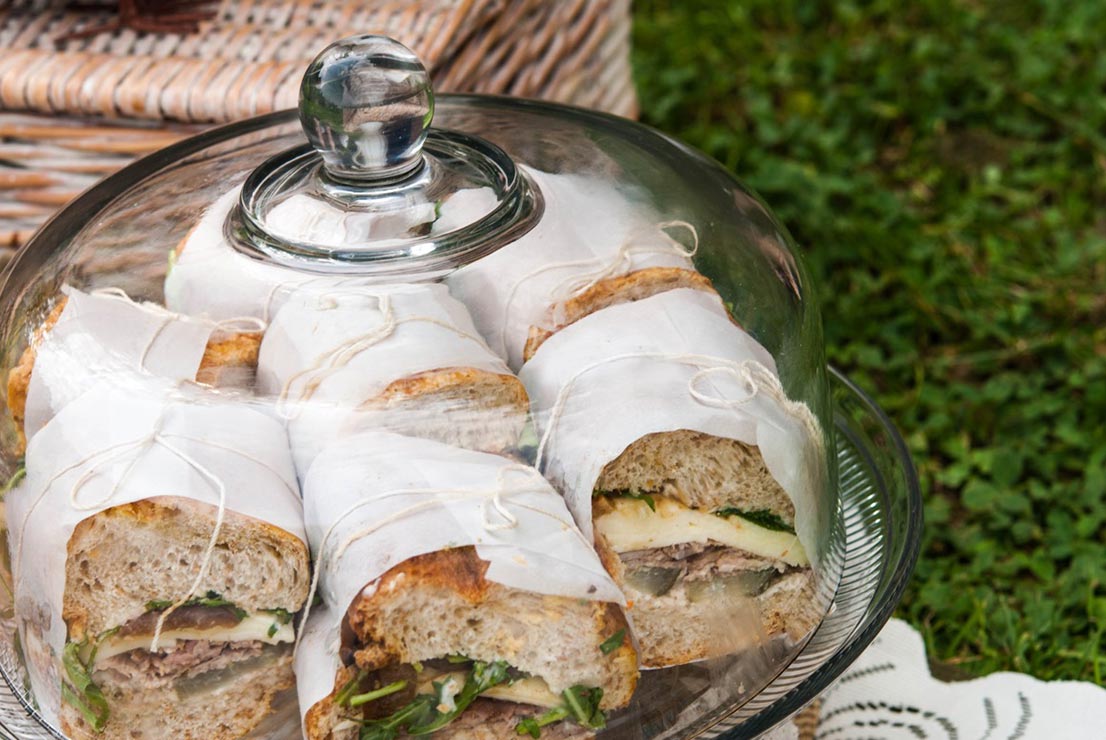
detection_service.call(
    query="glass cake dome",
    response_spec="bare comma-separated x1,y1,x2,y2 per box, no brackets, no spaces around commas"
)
0,35,897,740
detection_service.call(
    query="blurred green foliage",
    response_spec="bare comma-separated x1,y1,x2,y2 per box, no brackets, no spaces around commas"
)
633,0,1106,680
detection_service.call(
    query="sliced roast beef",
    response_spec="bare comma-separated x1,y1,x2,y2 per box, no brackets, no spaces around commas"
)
94,640,265,690
620,541,790,581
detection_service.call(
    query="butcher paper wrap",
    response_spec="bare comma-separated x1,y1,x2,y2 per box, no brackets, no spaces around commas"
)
23,286,216,440
302,430,624,615
447,168,697,370
6,380,305,726
518,288,826,568
258,282,517,476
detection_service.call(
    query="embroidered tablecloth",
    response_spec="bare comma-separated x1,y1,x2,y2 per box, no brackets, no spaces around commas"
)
764,618,1106,739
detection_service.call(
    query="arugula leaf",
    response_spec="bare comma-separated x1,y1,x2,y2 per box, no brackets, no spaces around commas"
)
515,707,570,737
349,680,409,708
714,508,795,534
357,697,434,740
599,628,626,655
562,685,606,730
335,669,368,708
406,660,510,734
62,641,109,732
261,608,294,624
144,591,248,621
355,660,510,738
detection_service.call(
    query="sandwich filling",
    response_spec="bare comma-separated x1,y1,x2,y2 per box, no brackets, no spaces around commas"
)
594,493,808,603
63,593,294,732
332,655,606,739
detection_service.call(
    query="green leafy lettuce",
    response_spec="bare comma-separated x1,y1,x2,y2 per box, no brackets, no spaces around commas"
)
715,508,795,534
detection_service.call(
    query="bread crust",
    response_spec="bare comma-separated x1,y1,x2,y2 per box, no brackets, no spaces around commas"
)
344,547,636,707
194,331,261,386
64,496,310,641
6,298,66,448
367,367,528,410
304,663,359,740
523,267,716,362
355,367,530,453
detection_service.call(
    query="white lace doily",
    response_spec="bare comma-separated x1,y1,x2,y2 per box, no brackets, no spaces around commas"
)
792,618,1106,739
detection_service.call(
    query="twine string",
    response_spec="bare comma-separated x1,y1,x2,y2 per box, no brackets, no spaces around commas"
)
275,291,489,418
293,464,595,655
87,288,265,375
534,352,822,472
496,220,698,359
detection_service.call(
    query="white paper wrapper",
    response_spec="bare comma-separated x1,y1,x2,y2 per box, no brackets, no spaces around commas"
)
518,288,824,567
446,168,696,369
164,187,369,322
294,605,344,727
258,282,515,476
24,286,214,440
303,431,625,626
164,186,499,323
265,195,437,248
6,380,305,726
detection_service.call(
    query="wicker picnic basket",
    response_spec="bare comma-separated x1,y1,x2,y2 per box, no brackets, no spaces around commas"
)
0,0,637,255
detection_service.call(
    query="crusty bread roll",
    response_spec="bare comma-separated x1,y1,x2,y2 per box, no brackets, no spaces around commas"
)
297,432,636,739
522,266,716,362
64,497,308,642
519,289,826,668
591,431,814,668
305,548,635,740
58,497,309,740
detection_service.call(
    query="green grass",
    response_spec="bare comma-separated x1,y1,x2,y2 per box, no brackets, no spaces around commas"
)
632,0,1106,681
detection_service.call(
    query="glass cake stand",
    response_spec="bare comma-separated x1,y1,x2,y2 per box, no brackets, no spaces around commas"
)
0,368,921,739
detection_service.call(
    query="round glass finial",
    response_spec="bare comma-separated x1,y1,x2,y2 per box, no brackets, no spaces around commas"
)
299,35,434,183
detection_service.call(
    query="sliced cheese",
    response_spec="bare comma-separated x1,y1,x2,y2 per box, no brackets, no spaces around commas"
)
484,676,562,709
90,613,295,665
595,497,808,567
417,670,562,709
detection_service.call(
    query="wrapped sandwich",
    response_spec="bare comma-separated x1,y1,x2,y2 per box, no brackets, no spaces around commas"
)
296,431,638,739
519,288,827,668
447,169,714,370
5,381,310,739
6,286,261,447
257,283,528,475
165,186,497,323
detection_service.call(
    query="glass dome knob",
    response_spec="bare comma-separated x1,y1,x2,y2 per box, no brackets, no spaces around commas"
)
299,35,434,183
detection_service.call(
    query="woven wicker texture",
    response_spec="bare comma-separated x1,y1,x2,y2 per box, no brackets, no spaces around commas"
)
0,0,637,122
0,0,636,253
